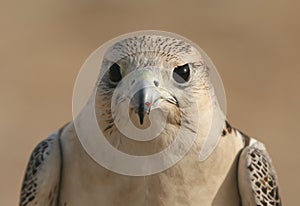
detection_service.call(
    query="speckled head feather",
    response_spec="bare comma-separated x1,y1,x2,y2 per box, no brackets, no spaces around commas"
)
105,35,203,65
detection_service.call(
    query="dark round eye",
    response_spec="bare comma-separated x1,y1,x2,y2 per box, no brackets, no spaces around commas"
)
172,64,190,83
109,63,122,82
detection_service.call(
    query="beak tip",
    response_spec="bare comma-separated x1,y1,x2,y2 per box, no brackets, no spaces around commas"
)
138,110,144,125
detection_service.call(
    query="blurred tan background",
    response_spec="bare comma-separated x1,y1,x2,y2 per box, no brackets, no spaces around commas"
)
1,0,299,205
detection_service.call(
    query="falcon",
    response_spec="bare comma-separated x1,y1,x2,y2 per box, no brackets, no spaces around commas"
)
20,31,281,206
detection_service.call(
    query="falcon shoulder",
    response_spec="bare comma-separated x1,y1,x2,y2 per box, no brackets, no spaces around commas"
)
20,128,63,206
237,132,281,206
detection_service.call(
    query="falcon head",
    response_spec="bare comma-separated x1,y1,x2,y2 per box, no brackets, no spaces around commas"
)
95,32,223,156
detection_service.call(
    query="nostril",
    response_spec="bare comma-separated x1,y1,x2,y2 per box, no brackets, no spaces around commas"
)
153,80,159,87
131,80,136,85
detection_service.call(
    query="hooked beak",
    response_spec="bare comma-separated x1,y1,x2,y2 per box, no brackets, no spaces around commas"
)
132,88,147,125
129,71,177,125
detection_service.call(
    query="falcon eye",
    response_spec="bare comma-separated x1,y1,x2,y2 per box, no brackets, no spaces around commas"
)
172,64,190,83
109,63,122,82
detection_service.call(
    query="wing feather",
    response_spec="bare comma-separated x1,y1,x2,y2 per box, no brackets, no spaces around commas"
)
238,140,281,206
20,130,62,206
